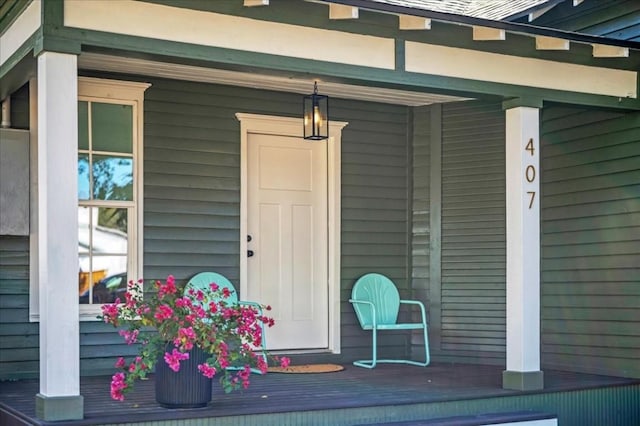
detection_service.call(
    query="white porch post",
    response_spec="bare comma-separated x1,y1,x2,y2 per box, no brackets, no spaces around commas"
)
502,103,544,391
35,51,83,420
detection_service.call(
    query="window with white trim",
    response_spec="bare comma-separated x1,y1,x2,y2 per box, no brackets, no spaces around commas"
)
77,78,149,318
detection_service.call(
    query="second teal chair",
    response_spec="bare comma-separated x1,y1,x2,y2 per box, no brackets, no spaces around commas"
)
349,273,430,369
185,272,268,374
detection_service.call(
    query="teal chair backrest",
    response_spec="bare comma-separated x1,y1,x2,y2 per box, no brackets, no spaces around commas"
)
185,272,239,305
351,273,400,327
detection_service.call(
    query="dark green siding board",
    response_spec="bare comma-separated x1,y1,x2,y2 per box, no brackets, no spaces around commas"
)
439,100,506,364
541,105,640,378
0,236,37,379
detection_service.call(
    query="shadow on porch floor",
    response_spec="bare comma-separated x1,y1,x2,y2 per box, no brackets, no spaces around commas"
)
1,362,638,426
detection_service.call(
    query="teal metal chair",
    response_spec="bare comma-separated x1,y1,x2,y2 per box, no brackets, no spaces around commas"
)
185,272,268,374
349,273,430,369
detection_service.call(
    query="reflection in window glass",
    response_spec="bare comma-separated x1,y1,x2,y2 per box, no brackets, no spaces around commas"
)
92,155,133,201
78,154,90,200
92,103,133,153
78,206,128,304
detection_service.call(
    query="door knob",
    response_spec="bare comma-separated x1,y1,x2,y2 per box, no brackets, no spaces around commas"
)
247,235,252,242
247,250,254,257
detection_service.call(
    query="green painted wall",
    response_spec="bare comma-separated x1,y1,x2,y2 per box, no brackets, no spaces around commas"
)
540,105,640,378
438,100,507,365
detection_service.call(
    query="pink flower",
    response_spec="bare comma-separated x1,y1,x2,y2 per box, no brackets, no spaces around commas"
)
101,302,120,325
198,363,217,378
164,348,189,372
157,275,177,299
118,329,139,345
279,356,291,368
114,357,126,369
154,304,174,322
110,372,127,401
222,287,232,298
209,282,219,291
173,327,196,351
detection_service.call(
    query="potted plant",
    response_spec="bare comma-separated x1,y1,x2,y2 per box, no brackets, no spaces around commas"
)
99,275,289,407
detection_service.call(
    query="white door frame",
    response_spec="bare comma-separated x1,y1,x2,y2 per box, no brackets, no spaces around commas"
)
236,113,347,354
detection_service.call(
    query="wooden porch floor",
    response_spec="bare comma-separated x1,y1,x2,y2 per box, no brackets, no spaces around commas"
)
1,362,639,426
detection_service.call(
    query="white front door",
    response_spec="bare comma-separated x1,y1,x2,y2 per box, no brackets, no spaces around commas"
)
247,133,328,350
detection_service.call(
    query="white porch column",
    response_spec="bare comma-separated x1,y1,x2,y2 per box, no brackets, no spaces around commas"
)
35,51,83,420
503,103,544,391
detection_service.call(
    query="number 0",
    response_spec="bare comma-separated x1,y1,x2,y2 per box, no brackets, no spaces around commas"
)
525,165,536,183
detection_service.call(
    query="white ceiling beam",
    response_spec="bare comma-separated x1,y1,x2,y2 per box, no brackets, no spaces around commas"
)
535,36,570,50
329,4,358,20
592,44,629,58
528,4,556,22
399,15,431,30
244,0,269,6
473,26,505,41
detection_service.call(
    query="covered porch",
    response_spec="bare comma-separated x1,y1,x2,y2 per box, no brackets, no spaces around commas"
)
1,362,639,426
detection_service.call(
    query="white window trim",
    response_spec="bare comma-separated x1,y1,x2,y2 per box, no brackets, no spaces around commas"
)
29,77,150,322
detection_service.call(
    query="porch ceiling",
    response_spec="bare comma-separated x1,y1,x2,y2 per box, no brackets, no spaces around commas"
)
78,52,470,106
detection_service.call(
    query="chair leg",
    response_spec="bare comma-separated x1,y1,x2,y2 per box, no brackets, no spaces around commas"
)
353,328,378,369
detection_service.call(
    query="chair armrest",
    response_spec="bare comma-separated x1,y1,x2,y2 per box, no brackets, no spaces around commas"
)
349,299,377,328
399,299,428,323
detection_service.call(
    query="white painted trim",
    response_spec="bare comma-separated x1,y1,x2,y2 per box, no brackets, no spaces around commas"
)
405,41,637,99
79,53,467,107
399,15,431,30
329,4,359,19
244,0,269,6
236,113,347,354
77,77,150,321
64,0,394,70
0,0,41,67
592,44,629,58
37,51,80,396
535,36,570,51
505,106,541,373
473,26,506,41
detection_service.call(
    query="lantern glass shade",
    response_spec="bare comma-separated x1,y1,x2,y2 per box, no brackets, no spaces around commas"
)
303,91,329,140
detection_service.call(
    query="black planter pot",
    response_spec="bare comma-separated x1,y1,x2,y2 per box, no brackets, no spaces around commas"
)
155,345,213,409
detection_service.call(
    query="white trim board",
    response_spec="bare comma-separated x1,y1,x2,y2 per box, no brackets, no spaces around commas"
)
405,41,637,99
0,0,40,67
236,113,347,354
64,0,394,70
78,53,467,107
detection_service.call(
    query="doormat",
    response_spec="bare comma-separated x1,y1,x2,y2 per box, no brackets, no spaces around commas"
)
267,363,345,374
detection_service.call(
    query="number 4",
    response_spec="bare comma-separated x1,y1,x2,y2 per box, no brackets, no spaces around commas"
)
525,138,535,156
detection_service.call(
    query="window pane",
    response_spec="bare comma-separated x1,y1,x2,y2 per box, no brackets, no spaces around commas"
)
92,155,133,201
92,103,133,153
90,256,128,304
78,154,90,200
93,207,128,254
78,101,89,150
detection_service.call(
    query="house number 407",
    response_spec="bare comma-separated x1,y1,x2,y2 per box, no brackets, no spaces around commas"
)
525,138,536,209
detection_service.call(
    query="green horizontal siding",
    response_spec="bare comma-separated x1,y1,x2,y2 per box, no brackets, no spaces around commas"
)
540,106,640,378
439,100,506,364
0,236,37,379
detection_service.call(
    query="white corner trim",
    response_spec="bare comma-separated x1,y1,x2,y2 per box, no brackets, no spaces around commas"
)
592,44,629,58
64,0,394,70
329,4,359,20
0,0,41,67
405,41,637,99
236,113,347,354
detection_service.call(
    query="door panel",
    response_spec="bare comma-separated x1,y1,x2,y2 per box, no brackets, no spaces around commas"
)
247,133,328,350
